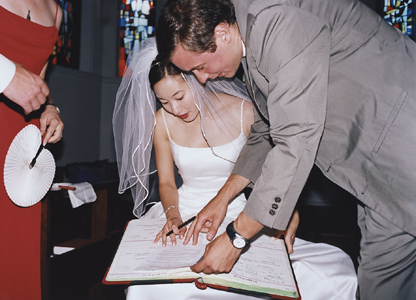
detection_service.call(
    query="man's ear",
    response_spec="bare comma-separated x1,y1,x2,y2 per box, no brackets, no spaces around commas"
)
215,23,232,44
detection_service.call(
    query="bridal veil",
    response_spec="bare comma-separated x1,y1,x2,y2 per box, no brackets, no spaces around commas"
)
113,37,251,217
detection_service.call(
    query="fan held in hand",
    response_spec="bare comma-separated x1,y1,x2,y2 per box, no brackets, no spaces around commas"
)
4,124,56,207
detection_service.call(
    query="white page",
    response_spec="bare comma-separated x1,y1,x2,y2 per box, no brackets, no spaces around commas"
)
106,218,207,280
206,234,298,293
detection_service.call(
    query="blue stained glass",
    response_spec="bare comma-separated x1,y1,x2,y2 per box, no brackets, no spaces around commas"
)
382,0,414,38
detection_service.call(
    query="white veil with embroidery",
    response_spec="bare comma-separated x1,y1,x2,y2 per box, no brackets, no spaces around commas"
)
113,37,251,217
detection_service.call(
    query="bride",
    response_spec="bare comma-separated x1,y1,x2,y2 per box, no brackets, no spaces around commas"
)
113,37,357,300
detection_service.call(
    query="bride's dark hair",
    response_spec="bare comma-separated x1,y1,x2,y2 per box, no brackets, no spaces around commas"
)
148,56,182,90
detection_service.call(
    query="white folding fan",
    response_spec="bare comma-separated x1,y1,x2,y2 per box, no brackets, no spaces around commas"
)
4,124,56,207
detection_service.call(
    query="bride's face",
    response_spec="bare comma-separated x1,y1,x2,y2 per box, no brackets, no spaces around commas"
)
153,74,199,122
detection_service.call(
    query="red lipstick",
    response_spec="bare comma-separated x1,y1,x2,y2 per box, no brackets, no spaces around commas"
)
178,113,189,119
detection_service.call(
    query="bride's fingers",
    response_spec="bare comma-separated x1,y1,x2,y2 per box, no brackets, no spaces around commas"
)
172,224,180,235
161,230,168,247
169,230,178,246
161,225,172,247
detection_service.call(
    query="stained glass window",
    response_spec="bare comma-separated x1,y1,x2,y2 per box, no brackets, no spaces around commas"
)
51,0,81,69
380,0,414,39
119,0,156,76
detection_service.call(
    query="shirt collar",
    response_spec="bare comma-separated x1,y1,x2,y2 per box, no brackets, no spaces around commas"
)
242,40,246,57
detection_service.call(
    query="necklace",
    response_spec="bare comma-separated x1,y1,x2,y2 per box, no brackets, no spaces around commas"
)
190,111,210,124
25,0,37,21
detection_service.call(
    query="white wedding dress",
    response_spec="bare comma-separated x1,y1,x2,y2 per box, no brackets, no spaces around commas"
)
126,103,357,300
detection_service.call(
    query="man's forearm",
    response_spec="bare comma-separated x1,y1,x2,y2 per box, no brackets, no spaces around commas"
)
219,175,264,238
233,212,264,239
216,174,250,205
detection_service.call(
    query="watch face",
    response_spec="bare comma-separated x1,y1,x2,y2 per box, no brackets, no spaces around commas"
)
233,237,246,249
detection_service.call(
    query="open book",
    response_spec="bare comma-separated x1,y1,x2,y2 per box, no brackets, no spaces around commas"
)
104,217,301,299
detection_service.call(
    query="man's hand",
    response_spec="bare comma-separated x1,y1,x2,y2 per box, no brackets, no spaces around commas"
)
191,232,242,274
191,212,263,274
184,195,228,245
3,64,49,114
271,209,299,253
184,174,251,246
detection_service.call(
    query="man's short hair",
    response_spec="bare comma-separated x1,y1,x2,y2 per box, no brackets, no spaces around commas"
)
156,0,236,63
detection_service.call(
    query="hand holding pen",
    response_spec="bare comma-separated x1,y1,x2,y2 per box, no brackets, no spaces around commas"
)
154,216,196,247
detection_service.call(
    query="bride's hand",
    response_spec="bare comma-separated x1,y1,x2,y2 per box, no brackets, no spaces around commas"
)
154,216,185,247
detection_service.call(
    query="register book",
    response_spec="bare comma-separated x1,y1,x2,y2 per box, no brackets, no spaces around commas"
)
104,217,301,299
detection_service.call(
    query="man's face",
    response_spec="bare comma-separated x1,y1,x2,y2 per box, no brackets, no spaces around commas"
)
171,41,241,84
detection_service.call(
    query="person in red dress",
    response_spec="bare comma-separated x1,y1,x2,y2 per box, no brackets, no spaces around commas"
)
0,1,63,299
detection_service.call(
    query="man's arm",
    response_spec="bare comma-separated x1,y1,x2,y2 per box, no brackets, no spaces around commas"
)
237,6,330,230
1,54,49,114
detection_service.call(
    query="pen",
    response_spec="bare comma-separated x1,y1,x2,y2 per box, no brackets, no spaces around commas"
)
166,216,196,237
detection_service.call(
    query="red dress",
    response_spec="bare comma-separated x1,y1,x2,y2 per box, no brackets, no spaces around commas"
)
0,6,58,300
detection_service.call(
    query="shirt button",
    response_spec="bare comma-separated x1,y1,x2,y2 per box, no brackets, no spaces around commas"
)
269,209,275,216
272,203,278,209
275,197,281,203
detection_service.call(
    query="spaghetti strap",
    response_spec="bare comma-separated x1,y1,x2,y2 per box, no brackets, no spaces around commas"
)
54,2,59,26
240,100,245,134
161,109,172,140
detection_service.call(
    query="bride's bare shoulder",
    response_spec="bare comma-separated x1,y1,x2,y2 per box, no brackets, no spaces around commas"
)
216,92,252,113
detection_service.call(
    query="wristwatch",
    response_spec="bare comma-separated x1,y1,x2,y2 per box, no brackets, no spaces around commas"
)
46,103,60,114
226,221,250,249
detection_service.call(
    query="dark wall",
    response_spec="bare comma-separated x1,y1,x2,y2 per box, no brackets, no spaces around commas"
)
46,66,120,166
46,0,120,166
